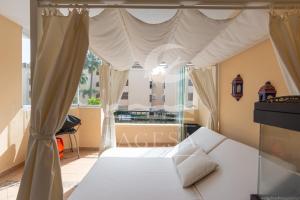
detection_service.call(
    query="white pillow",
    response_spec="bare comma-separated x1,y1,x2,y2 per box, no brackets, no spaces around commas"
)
189,127,226,153
167,127,226,157
172,144,200,165
176,149,218,187
167,137,200,157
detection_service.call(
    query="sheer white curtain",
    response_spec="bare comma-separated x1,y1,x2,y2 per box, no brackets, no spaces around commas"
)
89,9,233,70
17,10,89,200
188,67,218,131
89,9,268,71
270,10,300,95
100,62,129,151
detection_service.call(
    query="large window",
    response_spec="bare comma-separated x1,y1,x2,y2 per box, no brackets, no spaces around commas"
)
185,78,195,108
77,51,101,106
22,48,102,106
22,34,31,106
115,65,184,124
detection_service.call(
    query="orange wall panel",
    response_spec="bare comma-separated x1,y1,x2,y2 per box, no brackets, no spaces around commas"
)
219,40,289,148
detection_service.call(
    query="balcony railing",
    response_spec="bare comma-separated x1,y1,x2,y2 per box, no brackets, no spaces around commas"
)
114,110,180,124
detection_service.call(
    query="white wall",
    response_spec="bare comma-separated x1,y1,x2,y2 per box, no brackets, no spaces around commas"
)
164,71,179,112
119,69,181,112
219,40,289,148
0,15,29,174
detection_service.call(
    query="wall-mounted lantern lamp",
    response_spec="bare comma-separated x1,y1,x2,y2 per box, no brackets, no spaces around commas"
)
232,74,243,101
258,81,277,102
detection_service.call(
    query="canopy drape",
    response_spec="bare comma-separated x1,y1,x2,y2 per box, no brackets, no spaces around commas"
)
100,62,129,150
188,67,218,131
89,9,268,70
17,10,89,200
269,10,300,95
191,9,268,68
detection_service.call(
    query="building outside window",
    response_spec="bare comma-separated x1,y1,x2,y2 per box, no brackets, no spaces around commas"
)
78,51,101,106
22,34,31,106
188,93,193,102
115,64,184,124
119,79,129,110
185,77,194,108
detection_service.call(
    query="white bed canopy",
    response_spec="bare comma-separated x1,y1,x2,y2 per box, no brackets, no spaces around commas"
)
88,8,269,70
17,1,300,199
87,8,270,149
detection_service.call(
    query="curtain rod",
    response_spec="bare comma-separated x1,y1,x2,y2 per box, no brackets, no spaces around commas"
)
37,3,300,9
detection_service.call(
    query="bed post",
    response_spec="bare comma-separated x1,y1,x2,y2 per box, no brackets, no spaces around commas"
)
30,0,38,85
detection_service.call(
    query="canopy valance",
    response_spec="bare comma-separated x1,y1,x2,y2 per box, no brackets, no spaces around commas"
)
89,8,269,70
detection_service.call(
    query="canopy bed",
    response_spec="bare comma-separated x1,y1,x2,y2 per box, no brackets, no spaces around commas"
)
18,1,300,200
69,127,258,200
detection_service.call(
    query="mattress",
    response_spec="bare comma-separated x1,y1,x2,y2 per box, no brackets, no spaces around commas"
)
101,147,174,158
195,139,259,200
70,130,258,200
69,157,202,200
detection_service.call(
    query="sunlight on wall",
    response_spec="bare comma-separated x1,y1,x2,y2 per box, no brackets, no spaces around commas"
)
0,128,8,155
0,109,30,174
0,14,25,174
76,107,101,148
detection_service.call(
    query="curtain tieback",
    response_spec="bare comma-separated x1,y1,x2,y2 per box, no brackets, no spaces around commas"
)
31,134,55,140
30,128,55,140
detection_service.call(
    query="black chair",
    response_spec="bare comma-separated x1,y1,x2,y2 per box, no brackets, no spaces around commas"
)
56,115,81,158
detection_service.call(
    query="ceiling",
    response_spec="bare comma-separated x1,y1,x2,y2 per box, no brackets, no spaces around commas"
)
0,0,298,36
0,1,268,70
0,0,239,37
0,0,30,36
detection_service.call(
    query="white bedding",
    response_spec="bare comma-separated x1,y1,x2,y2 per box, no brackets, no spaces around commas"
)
101,147,174,158
69,157,202,200
195,139,258,200
70,128,259,200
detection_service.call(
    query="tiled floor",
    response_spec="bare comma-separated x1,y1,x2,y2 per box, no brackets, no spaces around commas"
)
0,150,98,200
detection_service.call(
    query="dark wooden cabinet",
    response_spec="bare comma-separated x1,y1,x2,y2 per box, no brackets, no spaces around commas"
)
184,123,201,139
253,96,300,200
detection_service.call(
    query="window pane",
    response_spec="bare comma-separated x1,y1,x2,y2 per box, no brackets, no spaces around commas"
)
72,89,79,105
22,63,31,105
22,34,31,105
185,77,194,108
115,65,182,124
21,46,101,106
79,51,101,106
